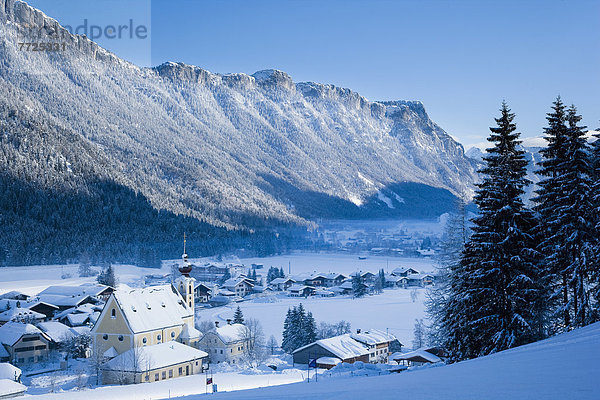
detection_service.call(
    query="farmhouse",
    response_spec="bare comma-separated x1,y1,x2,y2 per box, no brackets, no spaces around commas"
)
269,277,295,291
0,322,51,365
0,308,45,326
391,267,419,277
194,283,213,303
292,334,369,365
391,348,442,366
102,341,207,384
350,329,395,363
198,322,249,364
287,284,315,297
221,277,254,298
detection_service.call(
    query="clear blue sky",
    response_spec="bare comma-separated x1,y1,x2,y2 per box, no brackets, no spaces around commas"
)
28,0,600,147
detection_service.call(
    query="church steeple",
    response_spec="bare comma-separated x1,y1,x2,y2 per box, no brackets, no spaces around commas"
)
175,233,195,312
179,232,192,277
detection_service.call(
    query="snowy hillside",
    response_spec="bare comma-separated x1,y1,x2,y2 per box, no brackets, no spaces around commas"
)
0,0,477,235
197,322,600,400
34,320,600,399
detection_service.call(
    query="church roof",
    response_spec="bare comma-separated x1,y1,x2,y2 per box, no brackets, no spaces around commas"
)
110,285,192,334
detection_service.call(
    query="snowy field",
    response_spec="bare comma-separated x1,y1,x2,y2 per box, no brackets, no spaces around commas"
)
0,252,436,297
197,288,426,348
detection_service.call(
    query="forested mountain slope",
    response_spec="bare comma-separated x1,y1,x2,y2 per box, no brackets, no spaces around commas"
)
0,0,477,265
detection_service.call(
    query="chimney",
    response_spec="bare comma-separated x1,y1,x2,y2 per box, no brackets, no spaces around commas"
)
356,329,361,334
215,321,219,328
226,319,232,325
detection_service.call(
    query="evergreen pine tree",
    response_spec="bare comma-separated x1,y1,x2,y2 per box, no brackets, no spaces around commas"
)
534,99,596,329
352,273,366,298
443,102,542,361
304,311,317,344
281,308,293,353
233,306,244,324
426,199,470,347
279,267,285,278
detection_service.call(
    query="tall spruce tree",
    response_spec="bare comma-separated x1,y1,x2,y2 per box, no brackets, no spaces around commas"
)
534,99,596,329
233,306,245,324
590,127,600,322
443,103,541,361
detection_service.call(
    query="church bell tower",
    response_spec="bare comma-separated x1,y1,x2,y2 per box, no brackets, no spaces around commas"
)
175,233,195,310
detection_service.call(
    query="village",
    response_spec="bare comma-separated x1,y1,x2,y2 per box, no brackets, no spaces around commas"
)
0,243,440,398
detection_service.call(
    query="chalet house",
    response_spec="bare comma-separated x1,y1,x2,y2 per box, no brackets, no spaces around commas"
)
194,283,213,303
37,321,79,349
391,267,419,277
37,284,113,306
26,301,59,320
0,308,45,326
102,341,208,384
0,291,30,301
303,274,328,287
406,274,435,287
359,271,376,284
192,264,228,282
287,284,315,297
384,274,405,288
338,281,354,295
323,273,347,287
199,322,249,365
269,277,295,291
0,322,51,365
350,329,395,363
292,334,369,365
292,329,397,366
221,278,254,298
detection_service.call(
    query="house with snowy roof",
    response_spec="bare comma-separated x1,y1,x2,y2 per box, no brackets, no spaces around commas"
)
350,329,396,363
390,348,442,366
198,321,249,365
0,308,45,326
220,277,254,298
37,321,79,348
391,267,419,277
269,277,296,291
101,341,208,384
292,329,397,366
0,322,50,365
292,333,370,365
287,284,315,297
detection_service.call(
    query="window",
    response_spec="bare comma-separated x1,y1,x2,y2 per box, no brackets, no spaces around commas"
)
171,332,175,339
195,361,198,366
155,373,159,381
22,336,40,342
142,337,147,344
162,371,166,380
230,349,232,353
169,369,173,378
145,375,149,382
157,334,162,341
220,350,223,354
118,335,124,341
103,334,108,340
34,345,46,350
111,309,116,318
178,367,182,376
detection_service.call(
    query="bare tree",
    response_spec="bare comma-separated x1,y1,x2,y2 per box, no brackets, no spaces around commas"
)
89,341,105,386
241,318,266,367
412,319,427,350
267,335,278,355
410,288,419,303
197,320,215,334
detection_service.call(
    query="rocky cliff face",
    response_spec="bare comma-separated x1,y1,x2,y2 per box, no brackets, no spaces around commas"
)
0,0,478,230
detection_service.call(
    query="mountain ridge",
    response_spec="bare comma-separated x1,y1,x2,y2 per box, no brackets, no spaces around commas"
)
1,0,478,264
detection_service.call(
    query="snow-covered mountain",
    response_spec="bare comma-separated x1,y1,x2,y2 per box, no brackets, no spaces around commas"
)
1,0,477,233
